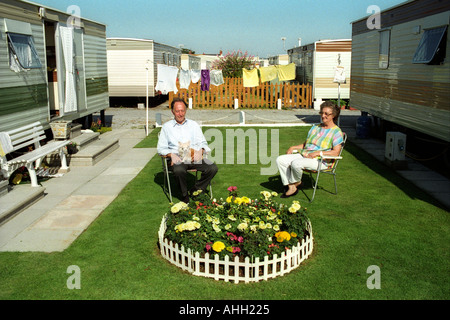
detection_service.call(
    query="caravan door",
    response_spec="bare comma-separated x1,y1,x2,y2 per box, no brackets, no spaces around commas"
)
55,24,86,116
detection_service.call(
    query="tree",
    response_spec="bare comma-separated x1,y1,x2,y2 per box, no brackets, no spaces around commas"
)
211,50,256,78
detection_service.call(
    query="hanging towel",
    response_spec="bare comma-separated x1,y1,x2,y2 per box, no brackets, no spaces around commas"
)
243,68,259,87
333,66,347,84
155,64,178,94
201,69,210,91
275,63,296,81
179,69,191,89
210,70,224,86
190,69,201,84
0,132,13,157
260,65,278,83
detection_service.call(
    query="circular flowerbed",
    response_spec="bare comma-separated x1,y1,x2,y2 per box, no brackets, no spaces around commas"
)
160,187,313,282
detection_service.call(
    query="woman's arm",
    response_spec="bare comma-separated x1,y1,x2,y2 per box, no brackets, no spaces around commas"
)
304,143,342,159
287,142,306,154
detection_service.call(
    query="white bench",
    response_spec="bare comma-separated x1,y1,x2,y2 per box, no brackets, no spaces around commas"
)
0,122,71,187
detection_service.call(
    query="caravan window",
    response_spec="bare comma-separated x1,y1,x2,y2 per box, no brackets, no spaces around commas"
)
412,26,448,65
379,30,390,69
7,33,43,70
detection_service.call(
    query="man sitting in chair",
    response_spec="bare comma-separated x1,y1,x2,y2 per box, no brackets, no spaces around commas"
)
157,98,218,203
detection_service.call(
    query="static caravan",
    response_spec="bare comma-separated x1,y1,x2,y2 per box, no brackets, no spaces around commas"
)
288,39,352,109
106,38,181,99
180,53,200,71
350,0,450,142
268,54,289,66
0,0,109,132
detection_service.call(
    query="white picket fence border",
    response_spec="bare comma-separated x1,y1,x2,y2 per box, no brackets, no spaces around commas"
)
158,214,314,284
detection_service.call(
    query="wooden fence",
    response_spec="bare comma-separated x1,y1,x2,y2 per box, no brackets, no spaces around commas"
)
168,77,312,109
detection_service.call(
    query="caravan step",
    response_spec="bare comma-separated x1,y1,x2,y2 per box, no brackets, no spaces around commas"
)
0,185,46,226
69,138,120,167
71,132,100,151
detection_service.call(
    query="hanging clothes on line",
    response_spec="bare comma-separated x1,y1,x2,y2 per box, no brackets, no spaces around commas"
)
275,63,296,82
179,69,191,89
190,69,201,84
210,69,224,86
201,69,210,91
259,65,278,83
155,64,178,94
242,68,259,87
333,66,347,84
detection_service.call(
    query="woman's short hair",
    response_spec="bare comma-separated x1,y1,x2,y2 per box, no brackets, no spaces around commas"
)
320,100,341,122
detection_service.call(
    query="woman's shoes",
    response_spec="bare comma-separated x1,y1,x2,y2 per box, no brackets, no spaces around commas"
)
280,188,299,198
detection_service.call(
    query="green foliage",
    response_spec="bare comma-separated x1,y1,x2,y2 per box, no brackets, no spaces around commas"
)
164,187,310,259
211,50,256,78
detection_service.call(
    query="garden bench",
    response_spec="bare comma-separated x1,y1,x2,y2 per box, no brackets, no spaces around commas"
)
0,122,71,187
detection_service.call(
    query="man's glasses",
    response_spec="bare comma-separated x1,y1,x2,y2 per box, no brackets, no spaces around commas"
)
319,112,333,117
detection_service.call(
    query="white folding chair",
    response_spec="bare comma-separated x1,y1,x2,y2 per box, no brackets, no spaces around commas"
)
303,132,347,203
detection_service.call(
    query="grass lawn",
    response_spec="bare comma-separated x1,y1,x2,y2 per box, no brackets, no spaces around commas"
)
0,127,448,300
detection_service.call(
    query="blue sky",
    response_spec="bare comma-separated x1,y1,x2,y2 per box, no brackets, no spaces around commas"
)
34,0,405,57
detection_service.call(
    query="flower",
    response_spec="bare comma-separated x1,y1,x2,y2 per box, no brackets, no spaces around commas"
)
260,191,271,200
171,202,188,213
165,186,309,258
174,221,201,232
237,222,248,231
289,202,301,213
275,231,291,243
212,241,226,253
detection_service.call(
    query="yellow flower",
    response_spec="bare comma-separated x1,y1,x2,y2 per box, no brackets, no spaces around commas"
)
237,222,248,231
275,231,291,243
212,241,225,253
289,202,301,213
234,197,243,205
241,196,251,204
261,191,271,200
291,232,298,238
170,202,188,213
226,196,233,203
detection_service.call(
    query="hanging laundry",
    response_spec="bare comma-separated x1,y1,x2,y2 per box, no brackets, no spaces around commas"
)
190,69,201,84
0,132,13,157
210,70,224,86
275,63,296,81
155,64,178,94
259,65,278,83
179,69,191,89
201,69,210,91
242,68,259,87
333,66,347,84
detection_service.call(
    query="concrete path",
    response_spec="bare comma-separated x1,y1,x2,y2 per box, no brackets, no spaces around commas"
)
0,106,448,253
0,128,156,252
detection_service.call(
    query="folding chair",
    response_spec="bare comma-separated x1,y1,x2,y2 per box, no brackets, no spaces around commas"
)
303,132,347,203
161,155,213,203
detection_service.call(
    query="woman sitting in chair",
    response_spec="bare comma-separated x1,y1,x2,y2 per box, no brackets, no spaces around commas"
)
276,100,344,198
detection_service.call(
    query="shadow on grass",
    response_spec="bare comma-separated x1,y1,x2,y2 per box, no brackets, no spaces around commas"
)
345,140,447,210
